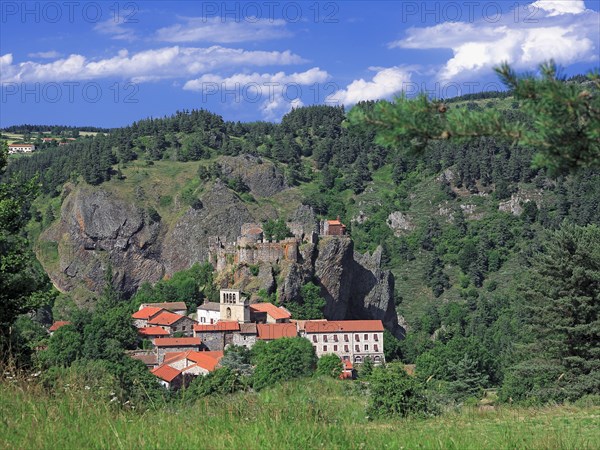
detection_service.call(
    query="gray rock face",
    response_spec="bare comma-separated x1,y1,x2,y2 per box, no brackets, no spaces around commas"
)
219,154,288,198
277,237,403,338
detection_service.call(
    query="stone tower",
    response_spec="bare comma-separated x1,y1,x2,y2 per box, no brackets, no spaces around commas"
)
219,289,250,323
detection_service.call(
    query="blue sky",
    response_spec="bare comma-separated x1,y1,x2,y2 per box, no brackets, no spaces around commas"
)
1,1,599,127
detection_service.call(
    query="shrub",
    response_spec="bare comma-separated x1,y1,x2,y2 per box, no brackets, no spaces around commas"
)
316,354,343,378
367,363,436,418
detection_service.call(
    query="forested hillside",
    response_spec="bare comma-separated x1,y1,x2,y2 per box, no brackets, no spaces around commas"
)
2,74,599,405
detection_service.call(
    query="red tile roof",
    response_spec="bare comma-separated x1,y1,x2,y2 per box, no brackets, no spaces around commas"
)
257,323,298,340
304,320,384,333
132,306,164,320
250,303,291,320
152,364,181,382
148,311,189,326
49,321,71,332
154,337,202,347
163,351,224,372
327,219,344,226
131,353,158,366
137,326,170,337
193,321,240,332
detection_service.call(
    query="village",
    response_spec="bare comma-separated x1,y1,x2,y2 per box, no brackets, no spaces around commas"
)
48,219,386,390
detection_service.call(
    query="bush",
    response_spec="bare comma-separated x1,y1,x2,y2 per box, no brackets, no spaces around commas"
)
316,354,343,378
186,367,248,398
367,363,436,418
251,337,316,390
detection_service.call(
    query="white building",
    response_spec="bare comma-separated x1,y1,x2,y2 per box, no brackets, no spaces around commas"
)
302,320,385,365
197,301,221,324
8,144,35,154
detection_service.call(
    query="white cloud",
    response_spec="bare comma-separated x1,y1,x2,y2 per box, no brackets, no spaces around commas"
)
389,0,599,81
94,18,137,41
326,66,412,106
531,0,586,16
27,50,62,59
0,46,306,84
183,68,328,120
156,17,290,43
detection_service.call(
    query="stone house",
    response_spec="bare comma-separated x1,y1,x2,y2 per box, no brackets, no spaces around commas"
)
302,320,385,365
151,364,183,390
193,321,240,351
220,289,250,323
132,306,165,328
147,311,196,336
154,337,203,364
320,218,347,236
163,350,223,375
250,303,291,323
232,323,258,349
137,326,170,340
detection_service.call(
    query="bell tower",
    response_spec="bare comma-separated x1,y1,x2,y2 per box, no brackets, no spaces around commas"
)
219,289,250,323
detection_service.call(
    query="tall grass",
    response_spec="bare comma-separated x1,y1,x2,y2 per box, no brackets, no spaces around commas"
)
1,377,598,449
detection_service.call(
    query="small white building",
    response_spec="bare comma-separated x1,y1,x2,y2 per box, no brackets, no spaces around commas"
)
8,144,35,154
197,301,221,324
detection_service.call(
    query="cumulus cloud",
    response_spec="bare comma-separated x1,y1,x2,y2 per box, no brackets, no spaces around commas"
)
389,0,599,81
27,50,62,59
156,17,290,43
0,47,306,84
326,66,412,106
184,68,328,120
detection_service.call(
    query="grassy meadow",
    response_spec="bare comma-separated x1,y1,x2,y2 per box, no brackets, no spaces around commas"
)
1,377,598,449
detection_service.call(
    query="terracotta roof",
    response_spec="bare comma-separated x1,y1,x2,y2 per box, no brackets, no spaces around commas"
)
163,350,224,372
141,302,187,312
197,302,220,312
137,326,170,337
152,364,181,382
327,219,344,226
49,321,71,332
154,337,202,347
132,306,164,320
291,319,326,332
257,323,298,340
131,353,158,366
240,323,257,334
148,311,190,326
246,227,263,235
250,303,291,320
304,320,384,333
194,321,240,332
344,360,354,370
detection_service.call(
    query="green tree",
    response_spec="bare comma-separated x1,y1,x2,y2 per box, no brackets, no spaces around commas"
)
251,337,316,390
42,325,82,367
316,354,343,378
507,223,600,401
285,282,327,320
262,218,292,242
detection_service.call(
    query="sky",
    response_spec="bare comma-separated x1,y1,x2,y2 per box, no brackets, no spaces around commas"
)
1,0,599,127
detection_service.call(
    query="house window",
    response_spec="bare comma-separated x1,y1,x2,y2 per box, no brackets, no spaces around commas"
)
312,335,317,343
374,344,379,352
354,334,360,342
323,335,328,342
374,334,379,341
210,319,214,324
364,334,368,340
364,344,369,351
333,345,338,351
333,335,338,342
355,345,360,352
344,334,349,342
374,356,381,363
323,345,328,352
344,345,349,352
226,307,232,319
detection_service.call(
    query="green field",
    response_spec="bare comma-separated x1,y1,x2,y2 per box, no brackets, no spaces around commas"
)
1,377,598,449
